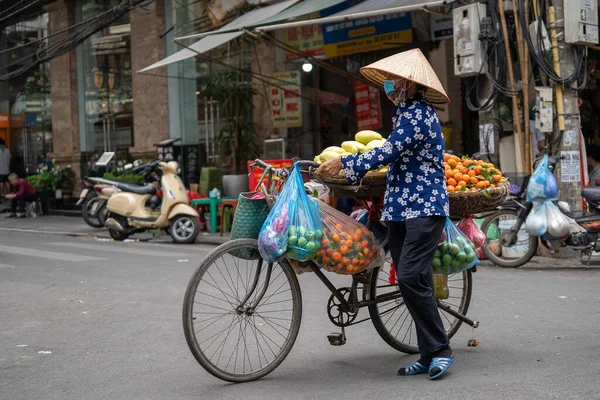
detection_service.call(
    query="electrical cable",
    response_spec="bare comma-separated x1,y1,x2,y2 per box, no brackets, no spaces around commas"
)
0,0,156,81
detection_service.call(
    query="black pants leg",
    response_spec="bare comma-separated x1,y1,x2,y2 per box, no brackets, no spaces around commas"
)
11,193,39,213
388,216,449,359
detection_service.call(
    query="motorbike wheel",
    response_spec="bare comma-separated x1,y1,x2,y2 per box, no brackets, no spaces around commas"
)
82,196,104,228
97,203,109,227
170,215,200,244
481,209,538,268
108,213,131,241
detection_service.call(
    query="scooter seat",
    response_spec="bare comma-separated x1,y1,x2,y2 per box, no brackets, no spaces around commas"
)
114,182,156,195
582,187,600,203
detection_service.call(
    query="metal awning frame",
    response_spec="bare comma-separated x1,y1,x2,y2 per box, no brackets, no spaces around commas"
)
176,0,448,40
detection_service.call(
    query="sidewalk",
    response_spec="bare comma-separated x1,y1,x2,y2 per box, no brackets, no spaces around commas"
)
0,214,229,246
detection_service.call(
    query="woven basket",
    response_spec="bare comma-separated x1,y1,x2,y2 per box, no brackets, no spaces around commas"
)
317,171,387,187
230,192,269,260
231,192,269,240
448,184,509,218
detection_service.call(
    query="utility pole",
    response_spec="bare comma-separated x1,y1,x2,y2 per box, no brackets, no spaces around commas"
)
549,0,583,211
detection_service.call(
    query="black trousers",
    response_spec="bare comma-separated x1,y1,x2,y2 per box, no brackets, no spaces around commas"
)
11,193,39,213
388,216,449,359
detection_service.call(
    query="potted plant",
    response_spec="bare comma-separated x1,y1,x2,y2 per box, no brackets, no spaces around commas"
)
198,69,259,197
55,164,76,198
26,169,55,214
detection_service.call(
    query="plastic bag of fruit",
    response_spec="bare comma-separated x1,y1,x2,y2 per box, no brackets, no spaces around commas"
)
457,216,486,248
312,203,383,275
258,164,322,263
432,218,479,275
526,155,558,202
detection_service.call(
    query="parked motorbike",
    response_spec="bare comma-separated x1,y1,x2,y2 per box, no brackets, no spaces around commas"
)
79,161,149,228
77,178,105,228
481,155,600,267
89,160,200,244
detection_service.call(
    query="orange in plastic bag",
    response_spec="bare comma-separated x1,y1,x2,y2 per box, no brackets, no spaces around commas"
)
289,202,383,275
313,203,382,275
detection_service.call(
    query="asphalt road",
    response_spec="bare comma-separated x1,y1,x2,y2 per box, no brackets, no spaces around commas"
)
1,232,599,400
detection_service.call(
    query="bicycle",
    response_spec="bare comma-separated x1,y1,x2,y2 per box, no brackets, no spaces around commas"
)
182,159,478,383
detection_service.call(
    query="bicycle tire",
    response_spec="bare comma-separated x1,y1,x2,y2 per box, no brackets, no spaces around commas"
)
481,209,538,268
366,263,473,354
183,239,302,383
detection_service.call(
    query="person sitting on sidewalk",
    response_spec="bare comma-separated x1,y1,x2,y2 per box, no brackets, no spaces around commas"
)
5,173,38,218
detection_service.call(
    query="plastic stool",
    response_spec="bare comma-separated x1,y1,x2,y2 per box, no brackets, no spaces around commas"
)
219,199,238,236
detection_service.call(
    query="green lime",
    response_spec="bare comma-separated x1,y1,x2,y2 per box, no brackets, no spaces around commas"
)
288,235,298,246
442,254,453,266
456,252,467,262
466,252,476,263
298,237,308,248
449,243,460,255
432,258,442,268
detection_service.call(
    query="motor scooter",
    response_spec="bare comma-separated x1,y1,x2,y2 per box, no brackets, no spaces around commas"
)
79,161,149,228
90,160,200,244
481,155,600,267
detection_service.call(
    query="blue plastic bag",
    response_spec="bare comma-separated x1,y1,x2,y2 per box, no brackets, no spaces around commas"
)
526,155,558,202
258,164,322,263
432,218,480,275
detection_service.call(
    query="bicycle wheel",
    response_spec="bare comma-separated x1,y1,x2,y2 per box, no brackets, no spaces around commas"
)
481,209,538,268
366,251,472,354
182,239,302,383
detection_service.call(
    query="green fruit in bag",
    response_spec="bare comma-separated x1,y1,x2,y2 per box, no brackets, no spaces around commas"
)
442,254,453,266
449,243,460,255
289,235,298,246
456,252,467,262
298,237,308,248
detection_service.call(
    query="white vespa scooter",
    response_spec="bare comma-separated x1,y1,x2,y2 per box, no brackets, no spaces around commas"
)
90,160,200,244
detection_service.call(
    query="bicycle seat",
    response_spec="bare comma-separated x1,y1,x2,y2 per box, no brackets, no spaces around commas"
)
582,187,600,203
113,182,157,195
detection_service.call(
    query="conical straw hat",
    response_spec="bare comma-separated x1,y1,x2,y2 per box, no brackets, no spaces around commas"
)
360,48,449,104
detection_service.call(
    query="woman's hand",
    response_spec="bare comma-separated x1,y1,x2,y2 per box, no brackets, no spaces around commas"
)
316,157,343,177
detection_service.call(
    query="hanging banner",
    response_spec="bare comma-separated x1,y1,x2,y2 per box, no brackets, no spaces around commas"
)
269,71,303,128
353,81,382,131
322,13,412,59
285,16,324,61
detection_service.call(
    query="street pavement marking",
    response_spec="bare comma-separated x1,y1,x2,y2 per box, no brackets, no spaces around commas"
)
47,242,200,258
0,245,104,262
0,263,16,269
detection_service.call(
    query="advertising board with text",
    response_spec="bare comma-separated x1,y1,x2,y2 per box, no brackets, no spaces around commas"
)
322,13,412,58
247,159,294,190
269,71,303,128
353,81,382,131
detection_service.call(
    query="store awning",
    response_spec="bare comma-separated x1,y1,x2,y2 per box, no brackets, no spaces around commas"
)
138,0,299,73
256,0,449,32
245,0,350,28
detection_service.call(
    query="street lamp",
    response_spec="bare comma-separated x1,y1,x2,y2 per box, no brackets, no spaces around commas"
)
302,62,313,73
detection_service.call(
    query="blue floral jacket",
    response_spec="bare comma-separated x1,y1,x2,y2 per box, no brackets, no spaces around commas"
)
341,94,449,222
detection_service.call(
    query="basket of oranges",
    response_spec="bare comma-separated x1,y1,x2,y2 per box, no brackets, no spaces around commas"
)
444,154,509,218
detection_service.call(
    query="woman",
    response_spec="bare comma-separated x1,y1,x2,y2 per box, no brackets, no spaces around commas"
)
317,49,454,380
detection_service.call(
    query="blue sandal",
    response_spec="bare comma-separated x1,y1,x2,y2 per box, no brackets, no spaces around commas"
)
429,356,455,380
397,361,429,376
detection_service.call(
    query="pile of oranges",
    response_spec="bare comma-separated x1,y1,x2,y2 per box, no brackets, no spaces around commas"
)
444,153,507,193
289,205,381,275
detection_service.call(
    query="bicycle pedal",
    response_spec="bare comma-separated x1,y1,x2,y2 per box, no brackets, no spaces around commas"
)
467,339,480,347
327,332,346,346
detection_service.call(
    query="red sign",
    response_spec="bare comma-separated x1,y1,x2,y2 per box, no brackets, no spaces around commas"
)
247,159,294,191
353,81,382,131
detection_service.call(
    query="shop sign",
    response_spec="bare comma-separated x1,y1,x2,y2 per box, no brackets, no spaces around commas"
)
285,22,324,61
430,15,453,40
247,159,294,190
322,13,412,58
269,71,302,128
353,81,382,131
0,114,26,128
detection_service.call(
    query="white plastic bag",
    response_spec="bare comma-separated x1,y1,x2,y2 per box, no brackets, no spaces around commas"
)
525,203,548,236
545,201,571,238
304,181,331,204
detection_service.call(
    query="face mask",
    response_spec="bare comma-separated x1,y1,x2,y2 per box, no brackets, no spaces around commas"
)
387,81,411,106
383,80,396,95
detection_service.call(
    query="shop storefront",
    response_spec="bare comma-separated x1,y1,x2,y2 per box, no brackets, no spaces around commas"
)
0,14,53,176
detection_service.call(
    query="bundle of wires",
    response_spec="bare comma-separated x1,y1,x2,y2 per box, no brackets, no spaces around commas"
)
466,0,520,112
518,0,588,87
0,0,155,81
